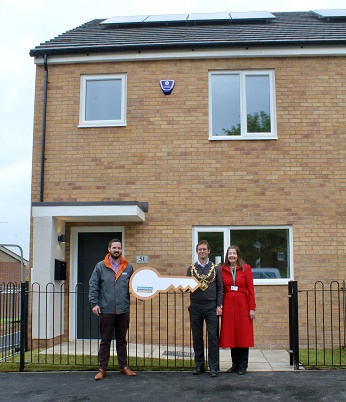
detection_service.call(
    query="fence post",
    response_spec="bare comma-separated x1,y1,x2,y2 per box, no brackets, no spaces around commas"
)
19,281,28,372
288,280,299,370
343,280,346,350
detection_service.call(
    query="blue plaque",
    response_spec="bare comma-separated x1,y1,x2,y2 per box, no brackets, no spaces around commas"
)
160,80,175,95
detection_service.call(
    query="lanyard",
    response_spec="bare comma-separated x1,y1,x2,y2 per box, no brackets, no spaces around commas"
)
231,266,237,284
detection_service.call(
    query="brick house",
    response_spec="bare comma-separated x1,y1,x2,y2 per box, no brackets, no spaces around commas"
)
29,10,346,349
0,246,29,284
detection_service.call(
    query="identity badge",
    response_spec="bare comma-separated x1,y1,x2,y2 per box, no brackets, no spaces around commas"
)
231,286,238,291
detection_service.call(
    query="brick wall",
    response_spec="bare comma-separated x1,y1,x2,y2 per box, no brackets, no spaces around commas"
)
30,55,346,348
0,261,21,284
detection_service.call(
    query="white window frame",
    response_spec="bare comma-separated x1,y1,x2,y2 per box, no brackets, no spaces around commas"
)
79,74,127,127
208,70,277,140
193,225,293,285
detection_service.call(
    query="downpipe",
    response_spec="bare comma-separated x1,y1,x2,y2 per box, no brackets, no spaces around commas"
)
40,54,48,202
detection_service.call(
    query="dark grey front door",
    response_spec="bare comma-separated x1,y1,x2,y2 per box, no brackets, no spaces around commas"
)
77,231,122,339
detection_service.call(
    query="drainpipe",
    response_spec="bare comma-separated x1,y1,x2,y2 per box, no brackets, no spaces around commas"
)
40,54,48,202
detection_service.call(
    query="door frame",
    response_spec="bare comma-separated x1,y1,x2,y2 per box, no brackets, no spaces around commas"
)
69,226,125,340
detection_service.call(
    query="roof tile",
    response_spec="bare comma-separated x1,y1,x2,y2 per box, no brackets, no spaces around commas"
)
30,11,346,57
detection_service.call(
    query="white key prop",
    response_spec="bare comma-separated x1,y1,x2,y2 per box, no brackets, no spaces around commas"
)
130,266,200,300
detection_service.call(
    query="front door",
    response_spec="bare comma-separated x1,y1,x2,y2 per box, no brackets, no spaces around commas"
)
76,231,122,339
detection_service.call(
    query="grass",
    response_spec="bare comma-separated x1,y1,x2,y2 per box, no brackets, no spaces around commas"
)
0,318,18,324
4,348,346,372
0,349,195,372
299,348,346,369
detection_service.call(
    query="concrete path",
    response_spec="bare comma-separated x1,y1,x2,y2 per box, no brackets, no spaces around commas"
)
220,348,293,371
45,341,294,372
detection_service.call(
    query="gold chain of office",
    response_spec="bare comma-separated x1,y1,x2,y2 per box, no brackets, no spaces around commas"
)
190,263,216,291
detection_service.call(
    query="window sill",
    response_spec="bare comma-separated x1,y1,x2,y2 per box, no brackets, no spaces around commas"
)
254,279,292,286
78,123,127,128
209,136,278,141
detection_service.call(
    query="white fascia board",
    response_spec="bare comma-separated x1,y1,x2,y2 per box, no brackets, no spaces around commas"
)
33,45,346,65
32,204,146,222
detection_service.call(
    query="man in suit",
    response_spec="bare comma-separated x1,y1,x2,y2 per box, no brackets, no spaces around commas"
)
186,240,223,377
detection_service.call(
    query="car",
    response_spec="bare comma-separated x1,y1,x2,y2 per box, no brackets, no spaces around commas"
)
251,268,281,279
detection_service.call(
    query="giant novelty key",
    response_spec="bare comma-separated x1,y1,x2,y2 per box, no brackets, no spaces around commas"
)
130,267,200,300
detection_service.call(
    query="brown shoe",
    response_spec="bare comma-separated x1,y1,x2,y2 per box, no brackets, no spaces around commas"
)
120,367,136,376
94,369,107,380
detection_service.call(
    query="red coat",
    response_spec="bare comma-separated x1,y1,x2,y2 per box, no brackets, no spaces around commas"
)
219,263,256,348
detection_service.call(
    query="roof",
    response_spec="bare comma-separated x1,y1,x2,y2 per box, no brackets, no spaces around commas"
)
0,246,29,265
30,11,346,57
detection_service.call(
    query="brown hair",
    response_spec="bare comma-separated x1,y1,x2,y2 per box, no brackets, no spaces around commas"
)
224,245,245,272
108,238,122,248
196,240,210,252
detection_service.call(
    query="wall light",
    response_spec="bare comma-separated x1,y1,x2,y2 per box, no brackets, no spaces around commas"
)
58,234,66,243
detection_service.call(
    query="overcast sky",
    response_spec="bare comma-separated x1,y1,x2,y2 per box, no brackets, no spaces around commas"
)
0,0,345,259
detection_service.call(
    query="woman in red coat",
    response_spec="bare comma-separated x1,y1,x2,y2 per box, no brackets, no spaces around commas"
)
219,245,256,375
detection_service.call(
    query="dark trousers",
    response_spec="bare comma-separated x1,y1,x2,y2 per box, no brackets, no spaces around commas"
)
189,303,219,370
98,313,129,370
231,347,249,369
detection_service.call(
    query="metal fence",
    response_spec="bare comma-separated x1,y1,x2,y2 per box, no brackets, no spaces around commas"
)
0,282,25,365
3,280,345,371
289,280,346,369
1,282,197,371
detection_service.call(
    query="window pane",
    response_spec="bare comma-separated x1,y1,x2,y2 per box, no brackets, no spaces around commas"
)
230,229,289,278
246,75,271,133
211,74,240,136
85,79,122,121
197,232,224,265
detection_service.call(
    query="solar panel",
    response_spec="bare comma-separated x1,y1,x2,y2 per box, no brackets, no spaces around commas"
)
100,11,276,26
145,14,188,23
230,11,276,20
100,15,149,24
187,12,231,21
312,9,346,18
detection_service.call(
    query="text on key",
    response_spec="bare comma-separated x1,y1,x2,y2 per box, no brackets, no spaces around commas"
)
130,267,200,300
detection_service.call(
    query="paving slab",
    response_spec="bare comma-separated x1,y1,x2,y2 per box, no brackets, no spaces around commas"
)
43,343,294,372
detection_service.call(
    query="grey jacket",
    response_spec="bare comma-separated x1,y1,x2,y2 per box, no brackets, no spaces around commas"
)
89,254,134,314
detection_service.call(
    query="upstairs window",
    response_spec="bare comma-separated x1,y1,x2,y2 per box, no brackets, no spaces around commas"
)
79,74,127,127
209,70,276,140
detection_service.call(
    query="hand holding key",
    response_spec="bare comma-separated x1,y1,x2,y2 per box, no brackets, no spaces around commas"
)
130,267,200,300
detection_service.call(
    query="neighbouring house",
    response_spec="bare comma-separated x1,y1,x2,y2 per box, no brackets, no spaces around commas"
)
0,246,29,284
29,10,346,349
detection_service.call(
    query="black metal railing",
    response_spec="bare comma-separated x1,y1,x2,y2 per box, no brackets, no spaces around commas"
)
1,282,196,371
3,280,345,371
288,280,299,369
289,280,346,369
0,282,22,362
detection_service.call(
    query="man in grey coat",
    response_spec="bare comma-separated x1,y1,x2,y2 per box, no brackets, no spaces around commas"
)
89,238,136,380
